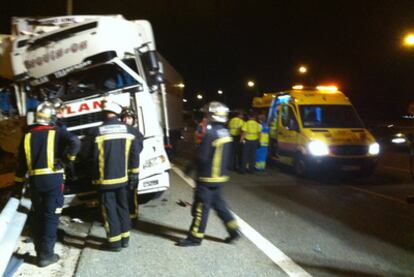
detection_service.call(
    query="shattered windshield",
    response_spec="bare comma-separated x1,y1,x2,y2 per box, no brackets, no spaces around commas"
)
31,61,139,101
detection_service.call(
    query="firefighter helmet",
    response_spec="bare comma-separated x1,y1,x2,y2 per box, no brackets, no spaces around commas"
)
102,99,122,115
120,107,136,120
35,101,56,125
204,101,229,123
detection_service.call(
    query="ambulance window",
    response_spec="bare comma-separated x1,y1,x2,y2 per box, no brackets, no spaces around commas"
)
287,107,299,130
281,105,289,127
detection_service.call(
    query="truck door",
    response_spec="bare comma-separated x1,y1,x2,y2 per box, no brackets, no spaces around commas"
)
277,104,300,157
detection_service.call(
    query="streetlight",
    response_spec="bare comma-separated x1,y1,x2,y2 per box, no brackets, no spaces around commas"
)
298,65,308,74
183,98,187,103
403,34,414,47
217,90,223,95
247,80,255,88
196,94,203,100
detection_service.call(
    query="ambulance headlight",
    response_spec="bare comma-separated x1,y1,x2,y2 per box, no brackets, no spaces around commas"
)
308,140,329,156
368,143,380,155
143,155,166,169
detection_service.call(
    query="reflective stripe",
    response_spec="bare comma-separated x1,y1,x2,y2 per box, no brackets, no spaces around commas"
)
14,176,26,182
125,138,132,180
67,154,76,161
226,220,239,230
97,139,105,182
31,168,64,175
128,168,140,173
47,130,56,171
101,203,110,234
211,137,232,178
55,208,63,214
94,133,134,186
95,133,135,143
92,176,128,185
24,133,32,173
198,176,229,183
191,202,204,239
121,231,130,238
24,131,63,176
108,235,122,242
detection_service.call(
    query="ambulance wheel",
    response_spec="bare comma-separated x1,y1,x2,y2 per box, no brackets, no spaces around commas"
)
294,154,308,178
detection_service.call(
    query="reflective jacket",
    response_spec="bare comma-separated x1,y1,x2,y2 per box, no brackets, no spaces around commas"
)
241,119,262,141
197,123,232,184
259,123,270,147
228,117,244,136
15,124,81,191
86,117,143,189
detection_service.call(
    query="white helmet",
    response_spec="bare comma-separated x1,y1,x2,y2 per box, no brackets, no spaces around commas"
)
204,101,229,123
35,101,56,125
102,99,122,115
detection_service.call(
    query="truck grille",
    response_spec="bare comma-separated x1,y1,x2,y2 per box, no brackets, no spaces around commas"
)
62,112,103,136
330,145,368,156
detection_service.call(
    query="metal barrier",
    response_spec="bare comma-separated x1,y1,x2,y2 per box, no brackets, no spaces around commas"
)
0,197,31,276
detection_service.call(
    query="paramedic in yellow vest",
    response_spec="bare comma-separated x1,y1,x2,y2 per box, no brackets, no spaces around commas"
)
228,111,245,171
240,113,262,174
255,114,269,171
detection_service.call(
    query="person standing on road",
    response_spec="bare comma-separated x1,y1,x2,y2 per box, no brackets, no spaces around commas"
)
228,111,245,171
120,107,144,222
240,113,262,174
84,100,141,251
194,117,208,145
177,102,241,247
255,114,270,171
14,101,80,267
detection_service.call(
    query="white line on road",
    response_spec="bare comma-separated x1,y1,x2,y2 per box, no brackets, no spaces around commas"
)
172,166,312,277
348,186,408,206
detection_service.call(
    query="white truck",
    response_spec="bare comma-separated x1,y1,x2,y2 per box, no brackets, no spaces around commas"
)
3,15,184,205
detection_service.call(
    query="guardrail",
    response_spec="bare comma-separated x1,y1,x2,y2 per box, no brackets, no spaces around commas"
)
0,197,31,276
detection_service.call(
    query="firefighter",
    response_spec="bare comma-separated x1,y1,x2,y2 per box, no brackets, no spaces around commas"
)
14,101,80,267
228,111,245,171
120,107,144,221
177,102,241,247
240,113,262,174
84,100,142,251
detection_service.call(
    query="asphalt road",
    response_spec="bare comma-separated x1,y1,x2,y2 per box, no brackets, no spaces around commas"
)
10,146,414,276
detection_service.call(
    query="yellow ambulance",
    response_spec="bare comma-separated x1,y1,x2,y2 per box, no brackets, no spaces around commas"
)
267,85,379,177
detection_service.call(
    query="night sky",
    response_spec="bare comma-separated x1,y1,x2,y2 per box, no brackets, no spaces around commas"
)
2,0,414,119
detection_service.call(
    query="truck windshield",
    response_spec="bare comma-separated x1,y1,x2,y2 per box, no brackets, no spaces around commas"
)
31,61,138,101
299,105,364,128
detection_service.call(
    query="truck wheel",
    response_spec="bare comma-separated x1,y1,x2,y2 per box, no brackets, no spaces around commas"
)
294,154,308,178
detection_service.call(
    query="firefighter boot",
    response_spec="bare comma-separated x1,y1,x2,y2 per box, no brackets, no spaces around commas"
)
224,230,242,244
176,237,202,247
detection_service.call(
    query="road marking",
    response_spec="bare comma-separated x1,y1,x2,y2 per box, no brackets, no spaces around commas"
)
348,186,408,206
380,165,410,173
172,166,312,277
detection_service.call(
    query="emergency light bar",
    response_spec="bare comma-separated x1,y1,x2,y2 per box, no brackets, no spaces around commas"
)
316,85,338,92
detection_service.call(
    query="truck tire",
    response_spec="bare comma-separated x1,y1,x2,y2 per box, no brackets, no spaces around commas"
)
294,153,308,178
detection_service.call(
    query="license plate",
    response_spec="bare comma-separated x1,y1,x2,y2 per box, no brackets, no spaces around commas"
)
341,165,360,171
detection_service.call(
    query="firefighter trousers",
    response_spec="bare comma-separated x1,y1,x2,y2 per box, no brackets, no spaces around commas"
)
99,186,131,248
189,183,238,241
31,183,64,260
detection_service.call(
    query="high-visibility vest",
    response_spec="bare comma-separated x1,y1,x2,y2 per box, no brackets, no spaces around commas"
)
242,120,262,141
228,117,244,136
